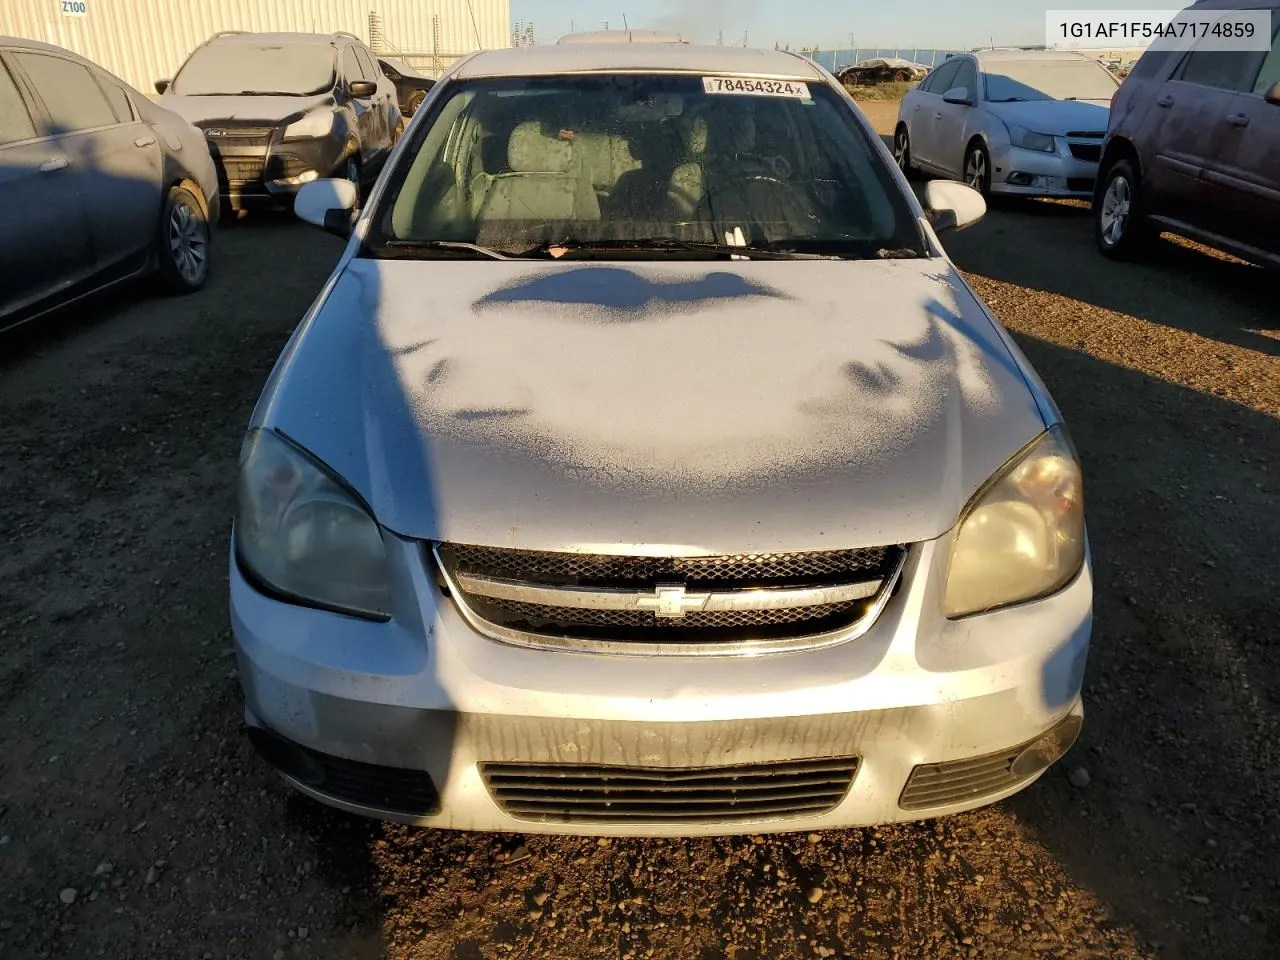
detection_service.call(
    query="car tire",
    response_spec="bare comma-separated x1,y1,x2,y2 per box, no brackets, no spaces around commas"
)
1095,158,1152,260
156,184,210,294
406,89,426,115
893,125,917,179
964,141,991,198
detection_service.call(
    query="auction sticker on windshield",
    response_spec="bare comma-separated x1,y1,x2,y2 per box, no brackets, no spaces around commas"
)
702,77,811,98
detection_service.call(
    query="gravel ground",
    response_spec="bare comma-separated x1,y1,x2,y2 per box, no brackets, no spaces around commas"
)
1,105,1277,960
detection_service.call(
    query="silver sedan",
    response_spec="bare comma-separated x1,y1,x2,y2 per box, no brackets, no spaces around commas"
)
0,36,219,332
894,50,1118,199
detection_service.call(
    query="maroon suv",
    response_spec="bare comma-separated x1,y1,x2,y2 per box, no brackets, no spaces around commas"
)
1095,0,1280,266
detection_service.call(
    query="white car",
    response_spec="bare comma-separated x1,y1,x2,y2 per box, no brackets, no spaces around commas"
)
894,50,1118,199
231,35,1091,836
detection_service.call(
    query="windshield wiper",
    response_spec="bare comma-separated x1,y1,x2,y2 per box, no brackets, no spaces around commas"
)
524,238,841,261
371,240,516,261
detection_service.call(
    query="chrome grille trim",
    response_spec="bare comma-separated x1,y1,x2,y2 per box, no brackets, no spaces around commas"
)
434,544,907,658
454,573,884,617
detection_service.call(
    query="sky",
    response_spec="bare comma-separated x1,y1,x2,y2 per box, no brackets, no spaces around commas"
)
510,0,1180,51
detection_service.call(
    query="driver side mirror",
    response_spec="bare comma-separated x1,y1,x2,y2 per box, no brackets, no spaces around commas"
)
295,179,359,238
1265,79,1280,106
942,86,973,105
924,180,986,232
154,78,170,95
349,79,378,98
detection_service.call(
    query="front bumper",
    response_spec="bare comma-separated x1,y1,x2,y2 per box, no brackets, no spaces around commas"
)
208,135,346,210
989,140,1101,199
231,536,1092,836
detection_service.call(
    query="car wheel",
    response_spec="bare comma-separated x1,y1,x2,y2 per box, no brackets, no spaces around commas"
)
406,89,426,115
1095,159,1152,260
964,142,991,198
893,125,917,178
156,184,209,294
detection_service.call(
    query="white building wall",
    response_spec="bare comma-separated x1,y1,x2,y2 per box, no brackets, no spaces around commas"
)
1,0,510,91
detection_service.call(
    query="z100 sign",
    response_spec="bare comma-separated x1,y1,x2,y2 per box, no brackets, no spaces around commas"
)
60,0,88,16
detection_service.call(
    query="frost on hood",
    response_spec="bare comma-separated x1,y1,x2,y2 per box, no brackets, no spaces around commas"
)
380,263,1001,489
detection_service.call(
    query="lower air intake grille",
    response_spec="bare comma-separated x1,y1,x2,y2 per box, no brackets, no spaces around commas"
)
899,746,1026,811
248,727,440,816
481,757,859,824
1068,143,1102,162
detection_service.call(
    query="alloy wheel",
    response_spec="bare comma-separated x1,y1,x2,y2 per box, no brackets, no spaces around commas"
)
1099,176,1131,247
168,200,207,286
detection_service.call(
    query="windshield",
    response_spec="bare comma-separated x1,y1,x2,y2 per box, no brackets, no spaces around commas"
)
368,74,925,259
172,43,335,96
983,59,1118,102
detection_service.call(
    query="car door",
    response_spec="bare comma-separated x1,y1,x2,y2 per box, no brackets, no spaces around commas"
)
14,51,162,278
0,52,92,323
341,45,378,165
1202,22,1280,254
1142,39,1266,230
354,45,396,152
931,57,978,176
910,59,961,169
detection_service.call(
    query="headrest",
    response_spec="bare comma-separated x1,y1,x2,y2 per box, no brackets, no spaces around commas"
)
508,121,573,173
684,115,709,158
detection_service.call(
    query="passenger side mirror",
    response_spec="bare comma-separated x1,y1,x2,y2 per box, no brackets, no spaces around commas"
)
924,180,986,232
349,80,378,98
154,79,170,95
295,179,359,238
1265,80,1280,106
942,86,972,105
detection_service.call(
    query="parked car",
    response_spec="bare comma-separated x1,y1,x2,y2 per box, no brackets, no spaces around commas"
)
377,56,436,117
1095,0,1280,267
232,34,1091,836
0,37,216,333
838,57,929,86
157,31,401,214
894,50,1118,199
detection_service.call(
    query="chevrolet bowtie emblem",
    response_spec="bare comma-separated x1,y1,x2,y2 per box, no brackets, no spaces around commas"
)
635,584,711,619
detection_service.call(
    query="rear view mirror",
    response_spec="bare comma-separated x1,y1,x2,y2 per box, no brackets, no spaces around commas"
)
1265,80,1280,106
154,79,170,95
295,179,359,238
924,180,986,232
942,86,972,105
349,80,378,98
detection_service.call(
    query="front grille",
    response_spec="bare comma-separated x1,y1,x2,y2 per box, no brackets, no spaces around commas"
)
214,153,311,186
437,543,905,653
200,123,275,147
445,543,892,587
899,746,1026,810
1068,143,1102,162
1066,177,1096,193
247,727,440,816
481,757,859,823
1065,131,1106,139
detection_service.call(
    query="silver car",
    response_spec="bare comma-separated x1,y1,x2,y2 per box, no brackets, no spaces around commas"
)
894,50,1118,199
0,37,218,331
232,36,1092,836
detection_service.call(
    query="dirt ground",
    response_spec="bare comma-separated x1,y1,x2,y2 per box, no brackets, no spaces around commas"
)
1,102,1277,960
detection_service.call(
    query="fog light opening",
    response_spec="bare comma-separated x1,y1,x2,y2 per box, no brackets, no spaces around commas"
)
273,169,319,186
1007,171,1037,187
1011,713,1083,778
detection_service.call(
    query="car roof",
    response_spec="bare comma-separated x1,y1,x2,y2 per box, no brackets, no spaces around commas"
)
0,35,98,58
451,43,827,81
206,32,351,47
970,50,1101,63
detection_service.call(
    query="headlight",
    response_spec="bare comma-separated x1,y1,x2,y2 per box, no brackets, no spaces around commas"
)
236,429,391,620
944,427,1085,619
1007,123,1056,153
283,111,335,141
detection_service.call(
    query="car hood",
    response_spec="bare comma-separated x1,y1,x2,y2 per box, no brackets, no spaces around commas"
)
987,99,1110,135
255,258,1047,553
158,93,331,126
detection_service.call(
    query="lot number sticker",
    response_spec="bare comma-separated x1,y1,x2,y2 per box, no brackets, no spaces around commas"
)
60,0,87,15
703,77,810,98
